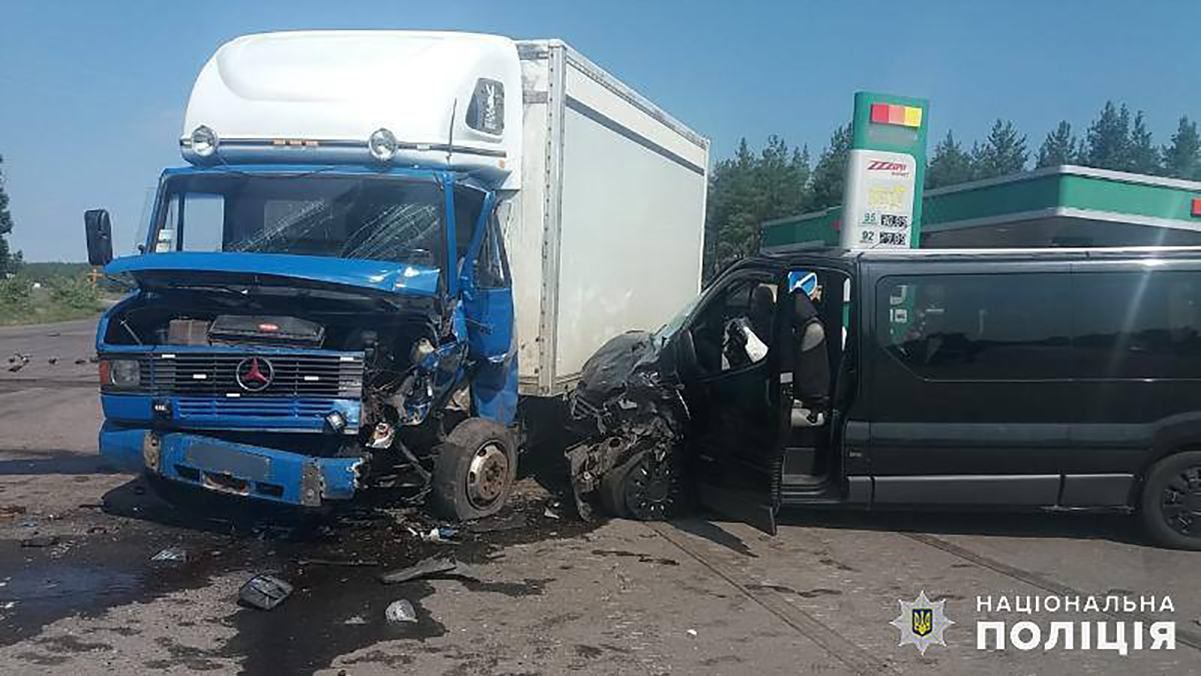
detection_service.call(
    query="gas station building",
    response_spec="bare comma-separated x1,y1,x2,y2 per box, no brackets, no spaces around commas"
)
761,164,1201,252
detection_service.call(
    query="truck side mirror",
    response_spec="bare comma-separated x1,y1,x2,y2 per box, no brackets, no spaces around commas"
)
84,209,114,266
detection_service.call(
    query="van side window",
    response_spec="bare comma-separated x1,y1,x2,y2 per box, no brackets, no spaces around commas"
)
1074,271,1201,379
878,274,1071,380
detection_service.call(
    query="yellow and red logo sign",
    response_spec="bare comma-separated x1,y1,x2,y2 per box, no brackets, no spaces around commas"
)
870,103,923,128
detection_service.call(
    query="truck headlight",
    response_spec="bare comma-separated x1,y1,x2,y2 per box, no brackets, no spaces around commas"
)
368,128,398,161
410,337,435,365
190,125,218,158
108,359,141,388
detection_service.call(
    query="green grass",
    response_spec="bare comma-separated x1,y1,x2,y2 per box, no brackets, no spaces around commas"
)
0,275,108,326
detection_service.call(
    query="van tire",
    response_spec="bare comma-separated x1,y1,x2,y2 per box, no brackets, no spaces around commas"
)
1139,451,1201,550
430,418,517,521
600,448,688,521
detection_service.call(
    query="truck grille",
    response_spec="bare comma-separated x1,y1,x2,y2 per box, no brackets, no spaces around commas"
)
116,352,363,398
174,396,344,419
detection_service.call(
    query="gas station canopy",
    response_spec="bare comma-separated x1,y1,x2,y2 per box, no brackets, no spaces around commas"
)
762,164,1201,252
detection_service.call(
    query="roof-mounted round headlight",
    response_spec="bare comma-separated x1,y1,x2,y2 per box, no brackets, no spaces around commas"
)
368,128,398,162
190,125,218,158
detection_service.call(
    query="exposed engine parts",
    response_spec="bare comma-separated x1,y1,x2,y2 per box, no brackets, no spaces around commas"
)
101,285,468,505
566,330,689,520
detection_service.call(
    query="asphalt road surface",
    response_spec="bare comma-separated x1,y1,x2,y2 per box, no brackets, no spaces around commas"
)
0,319,1198,675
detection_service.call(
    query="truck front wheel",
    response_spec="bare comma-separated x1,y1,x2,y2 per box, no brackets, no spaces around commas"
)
430,418,518,521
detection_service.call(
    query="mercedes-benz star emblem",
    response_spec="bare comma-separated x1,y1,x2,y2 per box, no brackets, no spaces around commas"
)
235,357,274,393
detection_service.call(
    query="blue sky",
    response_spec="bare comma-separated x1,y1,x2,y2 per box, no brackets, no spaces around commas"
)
2,0,1198,261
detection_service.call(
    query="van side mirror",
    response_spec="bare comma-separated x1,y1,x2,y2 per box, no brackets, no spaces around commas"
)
675,329,699,379
84,209,114,266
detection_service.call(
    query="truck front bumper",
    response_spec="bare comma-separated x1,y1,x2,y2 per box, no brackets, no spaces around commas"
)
99,422,365,506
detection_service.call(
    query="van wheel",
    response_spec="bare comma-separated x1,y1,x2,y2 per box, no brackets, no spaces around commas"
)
430,418,517,521
601,448,687,521
1140,451,1201,550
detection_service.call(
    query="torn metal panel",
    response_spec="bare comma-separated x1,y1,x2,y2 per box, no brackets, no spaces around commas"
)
566,330,688,519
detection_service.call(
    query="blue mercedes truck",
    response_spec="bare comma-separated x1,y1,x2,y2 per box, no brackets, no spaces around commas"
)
83,31,709,519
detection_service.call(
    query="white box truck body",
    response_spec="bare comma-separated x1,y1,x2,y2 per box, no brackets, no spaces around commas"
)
509,40,709,395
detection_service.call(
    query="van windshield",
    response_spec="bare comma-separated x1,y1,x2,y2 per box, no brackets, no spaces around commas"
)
150,173,453,267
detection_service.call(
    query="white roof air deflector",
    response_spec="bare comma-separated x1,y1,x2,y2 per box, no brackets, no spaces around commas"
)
180,31,523,188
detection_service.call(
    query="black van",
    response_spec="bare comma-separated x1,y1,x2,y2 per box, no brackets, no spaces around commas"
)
568,247,1201,550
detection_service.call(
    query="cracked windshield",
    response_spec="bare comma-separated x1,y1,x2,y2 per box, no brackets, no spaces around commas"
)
153,175,445,266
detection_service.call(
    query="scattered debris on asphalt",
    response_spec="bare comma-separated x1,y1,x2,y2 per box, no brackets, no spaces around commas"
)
420,526,460,545
7,354,30,372
20,535,59,548
379,555,460,585
46,357,58,365
74,358,87,365
238,574,294,610
298,557,379,568
343,615,369,626
0,505,27,520
150,547,188,563
384,599,418,623
686,629,698,638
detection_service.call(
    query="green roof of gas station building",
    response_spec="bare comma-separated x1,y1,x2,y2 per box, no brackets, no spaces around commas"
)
760,165,1201,251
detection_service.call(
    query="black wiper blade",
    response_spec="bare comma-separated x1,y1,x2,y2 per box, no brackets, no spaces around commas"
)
166,282,250,296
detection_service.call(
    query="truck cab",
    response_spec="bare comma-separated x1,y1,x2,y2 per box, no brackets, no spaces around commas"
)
86,31,525,519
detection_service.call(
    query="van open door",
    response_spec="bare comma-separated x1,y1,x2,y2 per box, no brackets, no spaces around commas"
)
680,271,789,534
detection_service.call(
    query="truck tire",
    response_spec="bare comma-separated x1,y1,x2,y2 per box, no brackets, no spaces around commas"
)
430,418,517,521
1139,451,1201,550
600,449,687,521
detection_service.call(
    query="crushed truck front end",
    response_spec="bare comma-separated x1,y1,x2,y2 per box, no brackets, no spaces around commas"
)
92,163,512,510
97,332,369,506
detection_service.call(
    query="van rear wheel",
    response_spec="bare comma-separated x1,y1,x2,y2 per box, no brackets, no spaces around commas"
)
430,418,517,521
1140,451,1201,550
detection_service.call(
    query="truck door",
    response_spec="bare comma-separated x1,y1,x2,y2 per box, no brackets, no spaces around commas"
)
461,203,518,423
684,270,786,533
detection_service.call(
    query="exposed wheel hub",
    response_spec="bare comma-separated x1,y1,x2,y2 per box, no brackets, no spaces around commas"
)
466,442,509,508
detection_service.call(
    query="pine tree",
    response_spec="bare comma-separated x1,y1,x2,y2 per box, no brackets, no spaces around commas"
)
0,154,14,276
1084,101,1132,170
1127,111,1161,175
1162,116,1201,180
757,135,804,221
703,136,811,277
926,131,974,188
1036,121,1080,168
804,123,852,211
971,119,1028,179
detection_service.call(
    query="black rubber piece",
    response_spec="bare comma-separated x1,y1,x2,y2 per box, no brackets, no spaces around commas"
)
429,418,517,521
1140,451,1201,551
